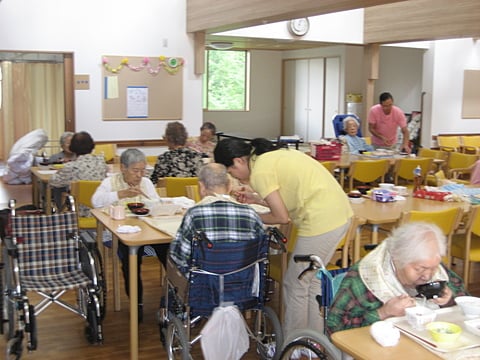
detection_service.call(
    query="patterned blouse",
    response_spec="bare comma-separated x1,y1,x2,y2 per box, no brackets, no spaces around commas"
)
187,137,215,158
150,147,204,185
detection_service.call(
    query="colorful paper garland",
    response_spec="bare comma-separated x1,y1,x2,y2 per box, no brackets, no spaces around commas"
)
102,56,184,75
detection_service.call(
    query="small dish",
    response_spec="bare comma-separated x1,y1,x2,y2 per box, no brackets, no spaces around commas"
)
464,318,480,336
131,207,150,216
349,197,365,204
127,202,145,211
426,322,462,343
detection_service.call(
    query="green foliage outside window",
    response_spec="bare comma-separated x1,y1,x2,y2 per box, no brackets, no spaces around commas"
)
204,50,249,111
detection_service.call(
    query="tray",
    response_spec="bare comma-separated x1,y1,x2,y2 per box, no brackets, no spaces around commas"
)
388,306,480,353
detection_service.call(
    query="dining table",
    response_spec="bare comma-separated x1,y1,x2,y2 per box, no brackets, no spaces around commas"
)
90,208,176,360
349,193,471,261
331,305,480,360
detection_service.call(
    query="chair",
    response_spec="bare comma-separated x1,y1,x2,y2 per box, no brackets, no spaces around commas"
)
319,161,337,176
417,148,449,185
158,227,283,358
185,184,201,202
451,205,480,289
164,177,199,197
446,152,479,183
461,135,480,154
93,143,117,163
1,197,105,358
437,135,461,152
332,114,362,138
347,159,389,191
393,157,433,187
70,180,102,229
146,155,158,166
400,207,464,268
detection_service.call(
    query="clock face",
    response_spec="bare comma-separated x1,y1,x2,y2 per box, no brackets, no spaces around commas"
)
288,18,310,36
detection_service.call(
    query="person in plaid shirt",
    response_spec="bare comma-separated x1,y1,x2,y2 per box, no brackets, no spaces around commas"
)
326,222,468,336
169,162,265,273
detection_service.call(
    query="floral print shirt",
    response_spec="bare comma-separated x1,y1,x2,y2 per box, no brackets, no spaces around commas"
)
150,148,204,185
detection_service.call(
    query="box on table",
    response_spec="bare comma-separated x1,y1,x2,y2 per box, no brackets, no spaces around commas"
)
311,142,342,160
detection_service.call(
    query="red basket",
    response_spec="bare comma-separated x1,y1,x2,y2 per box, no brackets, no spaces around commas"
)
312,142,342,160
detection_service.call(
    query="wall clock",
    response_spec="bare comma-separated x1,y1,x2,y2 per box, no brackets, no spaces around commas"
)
287,18,310,36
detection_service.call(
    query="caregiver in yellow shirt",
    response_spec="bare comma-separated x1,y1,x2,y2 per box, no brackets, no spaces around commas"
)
214,138,352,338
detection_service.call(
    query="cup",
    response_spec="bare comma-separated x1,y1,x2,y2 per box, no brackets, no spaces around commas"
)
393,185,408,196
109,205,125,220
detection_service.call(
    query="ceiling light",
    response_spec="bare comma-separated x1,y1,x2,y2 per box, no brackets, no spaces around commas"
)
208,42,234,50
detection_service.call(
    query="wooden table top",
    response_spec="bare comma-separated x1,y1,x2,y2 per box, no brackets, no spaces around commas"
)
90,208,172,246
350,195,470,225
331,326,441,360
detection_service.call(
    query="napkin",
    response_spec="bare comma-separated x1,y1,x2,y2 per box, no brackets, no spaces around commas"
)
117,225,141,233
370,321,400,347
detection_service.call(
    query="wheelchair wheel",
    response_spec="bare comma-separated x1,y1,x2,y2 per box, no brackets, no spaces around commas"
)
253,306,283,360
166,313,190,360
278,329,341,360
6,331,23,360
85,296,102,344
24,304,37,351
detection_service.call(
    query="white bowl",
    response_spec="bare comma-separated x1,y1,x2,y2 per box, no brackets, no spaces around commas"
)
379,183,394,190
349,197,365,204
405,306,437,330
455,296,480,318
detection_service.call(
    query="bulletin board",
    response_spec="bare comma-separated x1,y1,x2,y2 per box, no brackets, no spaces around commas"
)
101,55,184,120
462,69,480,119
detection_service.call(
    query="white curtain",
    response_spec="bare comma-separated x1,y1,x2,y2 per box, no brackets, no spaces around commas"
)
0,61,65,161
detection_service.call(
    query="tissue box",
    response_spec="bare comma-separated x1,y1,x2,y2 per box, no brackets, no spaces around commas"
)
372,189,395,203
413,189,451,201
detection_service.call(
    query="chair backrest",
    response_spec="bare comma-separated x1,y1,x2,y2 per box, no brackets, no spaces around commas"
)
319,161,337,175
400,207,463,268
70,180,102,229
393,157,433,185
188,230,269,316
461,136,480,154
93,144,117,163
185,184,201,202
164,177,199,197
334,216,366,269
146,155,158,166
348,159,390,191
332,114,362,138
11,211,80,278
437,135,461,152
417,148,449,161
447,152,479,172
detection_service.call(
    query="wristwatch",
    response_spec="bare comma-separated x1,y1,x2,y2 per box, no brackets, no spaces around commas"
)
287,18,310,36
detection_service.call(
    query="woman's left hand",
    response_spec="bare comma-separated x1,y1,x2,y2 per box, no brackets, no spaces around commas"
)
431,286,453,306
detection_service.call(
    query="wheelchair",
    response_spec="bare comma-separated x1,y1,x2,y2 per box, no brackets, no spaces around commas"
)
158,227,286,360
278,254,348,360
1,196,106,359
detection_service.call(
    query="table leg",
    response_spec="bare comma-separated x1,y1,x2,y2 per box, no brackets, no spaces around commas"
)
353,226,361,263
113,234,121,311
371,224,379,244
32,177,39,208
128,245,140,360
45,185,52,215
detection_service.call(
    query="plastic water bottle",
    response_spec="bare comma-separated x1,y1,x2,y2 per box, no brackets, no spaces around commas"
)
413,165,422,191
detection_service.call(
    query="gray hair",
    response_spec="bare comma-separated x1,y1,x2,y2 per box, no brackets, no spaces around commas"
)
59,131,74,146
386,222,446,269
120,148,146,167
343,116,359,131
198,163,230,190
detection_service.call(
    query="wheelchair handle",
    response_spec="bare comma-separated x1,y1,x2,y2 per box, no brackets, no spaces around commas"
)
194,230,213,248
294,254,326,280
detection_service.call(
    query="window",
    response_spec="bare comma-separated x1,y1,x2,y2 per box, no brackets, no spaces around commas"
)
203,50,250,111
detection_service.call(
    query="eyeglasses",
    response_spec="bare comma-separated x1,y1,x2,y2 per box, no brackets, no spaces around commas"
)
128,167,146,175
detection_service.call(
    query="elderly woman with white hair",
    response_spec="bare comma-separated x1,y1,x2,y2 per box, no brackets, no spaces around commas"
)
326,222,468,336
340,116,374,154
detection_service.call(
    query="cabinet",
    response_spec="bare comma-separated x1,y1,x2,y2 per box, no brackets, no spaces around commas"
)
282,57,340,141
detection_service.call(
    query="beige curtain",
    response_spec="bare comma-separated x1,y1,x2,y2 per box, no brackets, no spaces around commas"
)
0,61,65,161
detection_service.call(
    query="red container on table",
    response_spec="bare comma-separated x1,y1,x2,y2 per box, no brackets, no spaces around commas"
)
312,142,342,160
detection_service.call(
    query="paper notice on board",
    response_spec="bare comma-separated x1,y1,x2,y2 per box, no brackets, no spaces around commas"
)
105,76,119,99
127,86,148,118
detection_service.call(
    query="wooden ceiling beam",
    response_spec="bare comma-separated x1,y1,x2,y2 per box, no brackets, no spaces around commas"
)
364,0,480,44
187,0,404,34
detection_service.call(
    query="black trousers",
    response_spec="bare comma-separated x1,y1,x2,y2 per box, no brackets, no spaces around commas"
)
118,242,169,304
